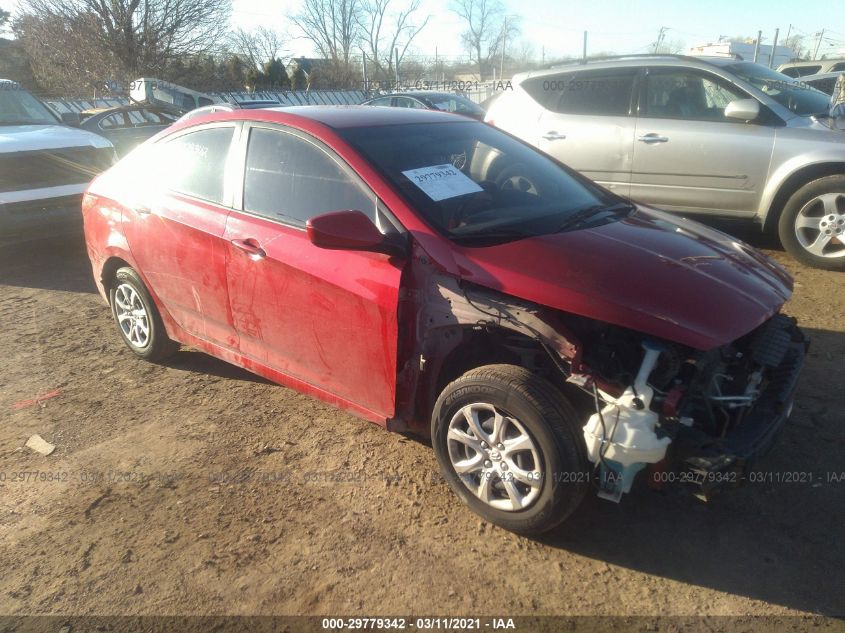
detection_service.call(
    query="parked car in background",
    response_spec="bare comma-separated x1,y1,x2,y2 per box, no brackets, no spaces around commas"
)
486,55,845,270
83,106,805,533
128,77,214,111
1,79,115,245
79,104,179,157
177,99,281,122
778,58,845,78
362,91,485,119
799,71,844,96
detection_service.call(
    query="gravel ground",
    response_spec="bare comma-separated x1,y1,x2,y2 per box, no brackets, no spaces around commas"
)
0,226,843,622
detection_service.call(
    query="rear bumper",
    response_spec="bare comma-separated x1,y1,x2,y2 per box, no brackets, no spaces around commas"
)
673,322,808,498
0,192,85,245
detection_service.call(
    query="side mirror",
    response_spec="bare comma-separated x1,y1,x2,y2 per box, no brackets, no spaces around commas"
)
61,112,82,126
724,98,760,122
306,210,404,257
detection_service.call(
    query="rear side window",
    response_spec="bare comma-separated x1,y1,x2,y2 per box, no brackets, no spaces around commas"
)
242,127,375,226
162,127,234,204
831,63,845,72
523,69,635,116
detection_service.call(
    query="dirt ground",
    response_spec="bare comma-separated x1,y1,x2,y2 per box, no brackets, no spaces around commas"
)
1,224,844,622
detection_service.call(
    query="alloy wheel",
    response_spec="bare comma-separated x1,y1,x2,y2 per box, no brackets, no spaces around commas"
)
114,282,150,348
446,403,543,511
794,192,845,259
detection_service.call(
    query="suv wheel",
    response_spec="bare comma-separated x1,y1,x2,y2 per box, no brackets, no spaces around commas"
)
431,364,589,534
109,267,179,361
779,175,845,270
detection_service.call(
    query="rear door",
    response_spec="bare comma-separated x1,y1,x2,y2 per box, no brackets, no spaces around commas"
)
630,67,777,217
122,122,241,350
525,67,638,196
223,123,404,419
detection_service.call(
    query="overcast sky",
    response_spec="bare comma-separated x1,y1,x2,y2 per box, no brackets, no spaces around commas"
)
5,0,845,61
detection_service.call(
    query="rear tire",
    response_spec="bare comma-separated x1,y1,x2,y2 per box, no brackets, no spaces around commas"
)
109,267,178,361
778,175,845,271
431,364,588,534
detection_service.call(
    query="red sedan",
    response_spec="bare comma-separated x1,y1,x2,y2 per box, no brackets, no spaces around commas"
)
83,106,806,533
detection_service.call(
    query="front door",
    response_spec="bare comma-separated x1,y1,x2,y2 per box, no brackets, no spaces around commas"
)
630,67,777,217
224,124,404,419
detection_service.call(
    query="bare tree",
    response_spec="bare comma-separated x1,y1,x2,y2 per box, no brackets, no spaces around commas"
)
230,26,287,71
358,0,429,81
0,7,10,33
451,0,518,80
14,0,231,94
290,0,361,66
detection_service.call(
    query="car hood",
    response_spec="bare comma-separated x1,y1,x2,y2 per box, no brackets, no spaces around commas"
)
0,124,113,153
449,206,793,350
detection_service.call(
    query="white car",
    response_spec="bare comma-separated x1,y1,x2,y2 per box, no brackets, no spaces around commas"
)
1,80,115,244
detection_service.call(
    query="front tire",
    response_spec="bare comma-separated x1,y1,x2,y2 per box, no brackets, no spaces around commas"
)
431,365,588,534
109,267,178,361
778,176,845,271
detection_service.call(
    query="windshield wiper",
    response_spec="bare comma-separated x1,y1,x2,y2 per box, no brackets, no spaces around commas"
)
556,201,634,232
450,226,535,244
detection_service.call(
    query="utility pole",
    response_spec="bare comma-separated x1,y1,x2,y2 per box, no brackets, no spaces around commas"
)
582,31,588,62
361,49,368,92
769,28,779,68
653,26,667,53
395,47,399,86
753,30,762,62
541,45,545,66
500,16,507,80
814,29,825,60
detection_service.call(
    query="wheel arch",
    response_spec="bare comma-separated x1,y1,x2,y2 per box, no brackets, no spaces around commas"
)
762,161,845,233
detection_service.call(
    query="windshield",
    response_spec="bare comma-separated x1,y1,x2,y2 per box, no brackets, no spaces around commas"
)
424,94,485,117
725,62,831,116
0,86,60,125
339,121,627,244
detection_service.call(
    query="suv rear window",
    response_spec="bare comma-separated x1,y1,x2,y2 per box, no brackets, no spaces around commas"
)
522,69,636,116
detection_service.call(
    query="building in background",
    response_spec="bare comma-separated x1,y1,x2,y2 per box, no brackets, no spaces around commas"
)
689,40,795,67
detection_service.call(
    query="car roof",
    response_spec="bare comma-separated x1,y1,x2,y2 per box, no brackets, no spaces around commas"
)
374,91,470,99
81,104,173,116
513,54,744,82
228,105,464,128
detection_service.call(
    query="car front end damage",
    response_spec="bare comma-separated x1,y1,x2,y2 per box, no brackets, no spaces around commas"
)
400,246,808,504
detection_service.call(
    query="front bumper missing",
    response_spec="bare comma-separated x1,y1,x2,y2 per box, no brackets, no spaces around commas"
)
672,328,809,500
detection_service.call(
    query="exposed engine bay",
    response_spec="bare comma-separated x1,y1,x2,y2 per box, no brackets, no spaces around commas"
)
569,313,807,501
404,261,808,503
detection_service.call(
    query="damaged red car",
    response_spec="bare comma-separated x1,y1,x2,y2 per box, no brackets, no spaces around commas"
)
82,107,807,534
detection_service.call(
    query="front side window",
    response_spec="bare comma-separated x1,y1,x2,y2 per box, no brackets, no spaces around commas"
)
243,127,375,226
160,127,234,204
643,69,747,121
339,121,626,245
424,94,484,117
99,113,128,129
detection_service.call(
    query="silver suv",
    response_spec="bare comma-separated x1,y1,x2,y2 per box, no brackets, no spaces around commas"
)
486,55,845,270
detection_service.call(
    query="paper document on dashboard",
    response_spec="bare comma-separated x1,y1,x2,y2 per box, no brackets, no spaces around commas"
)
402,164,483,201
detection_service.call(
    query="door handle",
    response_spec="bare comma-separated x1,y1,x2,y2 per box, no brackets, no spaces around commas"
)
230,238,266,260
132,205,152,215
637,133,669,144
542,131,567,141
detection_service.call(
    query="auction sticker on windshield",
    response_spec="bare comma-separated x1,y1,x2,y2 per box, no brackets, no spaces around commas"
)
401,164,483,201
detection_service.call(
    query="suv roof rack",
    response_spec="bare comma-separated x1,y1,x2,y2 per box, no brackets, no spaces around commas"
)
543,52,744,70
